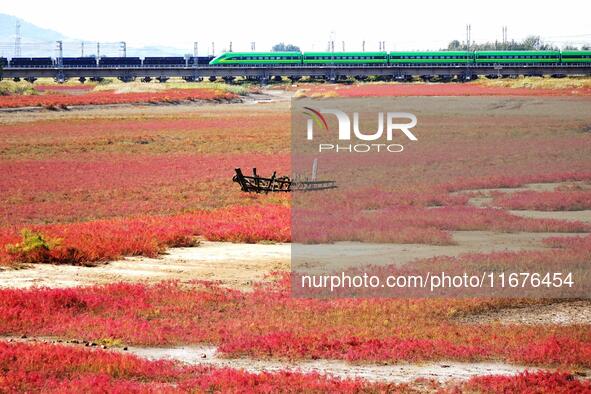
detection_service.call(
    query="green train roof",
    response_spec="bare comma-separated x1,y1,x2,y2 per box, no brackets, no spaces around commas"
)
389,51,471,55
475,50,560,55
303,52,386,56
561,50,591,55
215,51,300,57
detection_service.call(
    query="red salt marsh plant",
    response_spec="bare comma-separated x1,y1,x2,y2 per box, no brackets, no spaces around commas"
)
2,341,588,393
459,371,591,394
0,204,289,266
296,83,591,98
492,190,591,211
292,200,590,244
0,88,236,108
0,341,397,393
1,257,591,369
0,153,290,225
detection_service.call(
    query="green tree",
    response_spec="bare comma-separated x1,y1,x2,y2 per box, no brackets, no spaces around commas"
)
447,40,462,50
272,43,301,52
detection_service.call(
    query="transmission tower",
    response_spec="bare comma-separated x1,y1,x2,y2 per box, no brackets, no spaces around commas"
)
14,20,22,57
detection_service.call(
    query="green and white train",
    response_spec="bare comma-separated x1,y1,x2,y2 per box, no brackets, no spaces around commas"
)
210,50,591,66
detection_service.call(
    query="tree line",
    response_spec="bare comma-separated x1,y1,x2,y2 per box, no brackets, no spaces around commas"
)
445,35,590,51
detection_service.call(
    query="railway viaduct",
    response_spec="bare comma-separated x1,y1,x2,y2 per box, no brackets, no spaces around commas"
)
1,64,590,83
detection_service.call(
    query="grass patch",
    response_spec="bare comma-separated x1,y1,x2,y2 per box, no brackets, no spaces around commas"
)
474,76,591,89
0,80,37,96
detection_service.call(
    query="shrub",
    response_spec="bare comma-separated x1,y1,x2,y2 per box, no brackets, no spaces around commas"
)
5,229,61,264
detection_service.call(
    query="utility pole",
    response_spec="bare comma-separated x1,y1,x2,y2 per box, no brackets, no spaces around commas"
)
251,42,255,51
342,41,345,51
229,41,232,52
211,42,215,56
120,41,126,57
194,42,198,57
81,41,85,57
96,42,100,61
362,40,365,52
14,19,21,57
466,24,471,50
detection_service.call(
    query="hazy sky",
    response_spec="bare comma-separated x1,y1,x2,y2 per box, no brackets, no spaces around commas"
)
1,0,590,53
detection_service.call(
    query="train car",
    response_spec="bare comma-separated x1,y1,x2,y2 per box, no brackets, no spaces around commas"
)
98,57,142,67
209,52,302,66
302,52,387,65
475,50,560,64
0,57,7,67
560,50,591,63
389,51,473,65
62,57,97,67
143,57,186,66
188,56,214,66
9,57,54,67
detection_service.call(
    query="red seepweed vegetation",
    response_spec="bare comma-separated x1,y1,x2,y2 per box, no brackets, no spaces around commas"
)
459,371,591,394
1,251,591,369
4,340,588,393
492,190,591,211
0,204,289,266
298,83,591,98
0,341,397,393
0,88,236,108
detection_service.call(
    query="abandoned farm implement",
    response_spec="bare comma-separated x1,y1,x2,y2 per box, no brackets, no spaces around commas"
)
233,168,337,193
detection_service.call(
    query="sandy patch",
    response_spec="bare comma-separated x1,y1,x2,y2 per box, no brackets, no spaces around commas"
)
293,231,584,270
0,231,584,289
456,181,591,223
458,300,591,326
509,210,591,223
127,345,544,384
0,242,288,290
0,337,558,384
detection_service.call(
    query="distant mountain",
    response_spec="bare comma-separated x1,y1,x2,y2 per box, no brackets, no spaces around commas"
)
126,45,189,57
0,13,187,58
0,13,66,43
